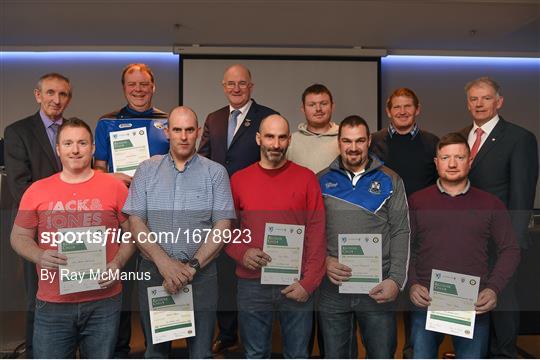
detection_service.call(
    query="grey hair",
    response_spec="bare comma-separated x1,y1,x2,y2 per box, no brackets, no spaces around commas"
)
464,77,501,97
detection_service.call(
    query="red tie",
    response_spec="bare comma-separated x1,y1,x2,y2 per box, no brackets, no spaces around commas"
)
470,128,484,160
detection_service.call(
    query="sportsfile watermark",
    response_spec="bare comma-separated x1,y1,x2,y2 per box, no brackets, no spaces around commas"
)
40,228,252,247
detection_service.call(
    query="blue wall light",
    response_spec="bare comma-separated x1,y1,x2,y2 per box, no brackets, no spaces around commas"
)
0,51,178,61
382,55,539,67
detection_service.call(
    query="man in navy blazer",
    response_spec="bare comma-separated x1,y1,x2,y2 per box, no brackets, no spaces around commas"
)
3,73,71,357
459,77,538,358
199,64,277,175
198,64,278,354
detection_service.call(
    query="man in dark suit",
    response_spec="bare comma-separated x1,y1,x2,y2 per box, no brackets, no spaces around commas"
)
459,76,538,358
198,64,278,354
3,72,71,357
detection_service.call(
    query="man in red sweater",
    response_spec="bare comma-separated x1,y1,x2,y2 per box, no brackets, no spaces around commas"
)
408,133,520,358
226,114,326,358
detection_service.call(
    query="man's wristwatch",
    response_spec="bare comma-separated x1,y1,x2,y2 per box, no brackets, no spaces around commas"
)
188,258,201,273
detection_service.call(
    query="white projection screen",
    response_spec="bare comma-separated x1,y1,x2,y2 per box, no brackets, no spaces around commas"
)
181,57,381,133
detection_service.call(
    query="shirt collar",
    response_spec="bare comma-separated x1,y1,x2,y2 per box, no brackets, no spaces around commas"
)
40,110,63,128
166,152,198,172
436,178,471,196
124,105,156,118
229,99,252,115
472,114,499,136
388,122,419,139
388,122,420,140
339,156,372,179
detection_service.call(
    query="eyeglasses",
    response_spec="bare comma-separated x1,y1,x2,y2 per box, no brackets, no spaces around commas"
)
223,81,251,89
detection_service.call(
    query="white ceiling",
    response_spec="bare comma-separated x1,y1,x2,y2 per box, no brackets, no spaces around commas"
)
1,0,539,54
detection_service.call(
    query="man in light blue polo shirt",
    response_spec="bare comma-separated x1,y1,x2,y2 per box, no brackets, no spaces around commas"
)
123,106,236,358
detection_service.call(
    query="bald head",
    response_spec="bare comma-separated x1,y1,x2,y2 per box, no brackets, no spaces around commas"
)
223,64,252,82
259,114,290,135
166,106,200,163
169,106,198,127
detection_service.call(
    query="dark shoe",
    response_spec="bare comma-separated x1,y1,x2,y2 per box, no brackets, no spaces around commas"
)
211,339,238,354
402,347,413,359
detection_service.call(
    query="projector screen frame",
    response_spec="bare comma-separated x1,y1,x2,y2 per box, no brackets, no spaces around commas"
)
178,54,383,132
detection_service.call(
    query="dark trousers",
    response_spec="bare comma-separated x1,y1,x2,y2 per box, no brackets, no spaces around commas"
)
308,312,325,357
215,252,238,345
309,290,325,357
113,254,138,358
489,275,519,358
23,259,38,358
398,291,414,358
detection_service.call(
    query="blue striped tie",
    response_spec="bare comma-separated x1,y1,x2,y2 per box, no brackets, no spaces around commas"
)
227,109,241,148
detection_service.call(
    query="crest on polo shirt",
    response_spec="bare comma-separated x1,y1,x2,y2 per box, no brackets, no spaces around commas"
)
325,181,338,189
368,180,381,195
153,120,168,129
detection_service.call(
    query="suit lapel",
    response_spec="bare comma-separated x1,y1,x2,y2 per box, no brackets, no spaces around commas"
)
215,107,230,154
471,118,507,168
31,113,60,172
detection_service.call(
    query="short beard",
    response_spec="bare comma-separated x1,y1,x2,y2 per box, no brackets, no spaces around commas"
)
262,147,286,165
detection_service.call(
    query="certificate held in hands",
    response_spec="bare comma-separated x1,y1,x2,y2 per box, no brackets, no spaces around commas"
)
426,269,480,339
110,127,151,176
261,223,305,285
338,234,382,294
58,226,107,295
148,285,196,344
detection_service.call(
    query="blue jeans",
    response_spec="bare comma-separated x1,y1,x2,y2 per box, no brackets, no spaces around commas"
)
237,279,313,358
33,294,121,358
138,258,217,358
318,278,397,358
410,310,490,358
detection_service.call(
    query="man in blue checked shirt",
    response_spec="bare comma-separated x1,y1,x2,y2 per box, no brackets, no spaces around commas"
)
123,106,236,358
